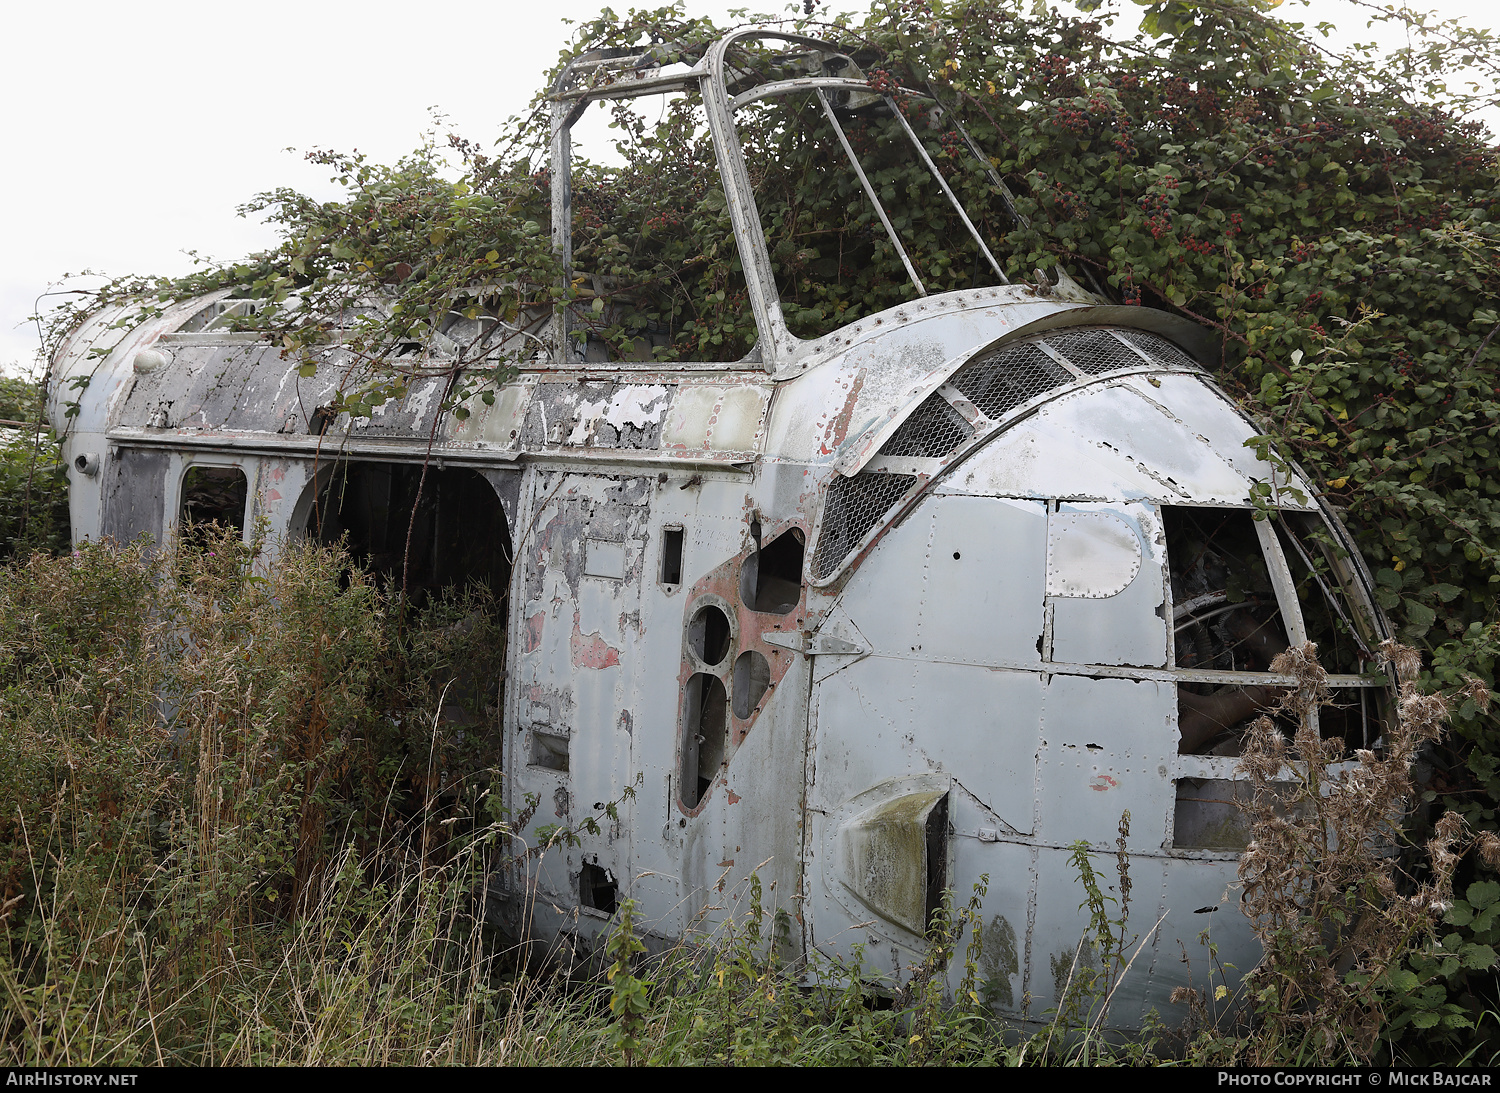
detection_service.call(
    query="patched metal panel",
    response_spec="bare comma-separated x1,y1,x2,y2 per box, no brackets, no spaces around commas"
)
931,377,1313,508
521,381,675,450
445,380,532,449
659,382,769,455
942,839,1034,1017
1126,373,1314,501
1045,512,1142,598
512,470,651,916
101,447,168,545
351,373,448,438
1049,503,1168,668
1024,843,1118,1021
1047,384,1266,504
934,412,1195,503
825,492,1048,668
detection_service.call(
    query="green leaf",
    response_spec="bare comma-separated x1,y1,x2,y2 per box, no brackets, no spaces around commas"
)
1459,943,1497,970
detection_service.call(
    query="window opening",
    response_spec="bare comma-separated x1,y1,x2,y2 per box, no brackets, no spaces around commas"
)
727,37,1013,341
880,396,973,459
680,673,728,809
555,92,744,363
688,602,732,666
580,862,618,915
1269,515,1391,750
180,465,247,540
1273,513,1376,676
309,463,512,752
1166,507,1298,755
739,527,804,613
732,650,771,718
813,472,917,581
1173,778,1311,851
660,525,684,585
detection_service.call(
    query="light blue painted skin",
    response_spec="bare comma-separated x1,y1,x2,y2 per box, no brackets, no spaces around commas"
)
46,25,1392,1031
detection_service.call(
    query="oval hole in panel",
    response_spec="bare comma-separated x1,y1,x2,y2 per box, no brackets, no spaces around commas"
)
680,673,728,810
732,650,771,718
1045,512,1142,598
688,603,732,666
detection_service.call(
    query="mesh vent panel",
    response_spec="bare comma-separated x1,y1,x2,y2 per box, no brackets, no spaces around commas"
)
813,473,917,580
1117,329,1200,370
951,342,1072,420
1043,328,1138,375
881,394,973,457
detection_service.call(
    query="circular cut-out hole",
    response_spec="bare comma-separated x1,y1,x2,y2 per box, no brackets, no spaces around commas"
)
953,551,961,560
732,650,771,719
688,603,732,666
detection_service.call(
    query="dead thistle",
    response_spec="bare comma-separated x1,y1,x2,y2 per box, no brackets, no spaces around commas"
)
1235,640,1475,1064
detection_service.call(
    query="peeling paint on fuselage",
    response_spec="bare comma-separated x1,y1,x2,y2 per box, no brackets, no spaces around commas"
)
47,24,1394,1033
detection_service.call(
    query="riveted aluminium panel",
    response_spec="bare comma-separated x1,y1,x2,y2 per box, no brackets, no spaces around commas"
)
916,495,1048,667
1147,855,1259,1014
935,380,1275,507
101,447,169,545
1024,843,1125,1021
1122,373,1316,504
829,492,1048,669
805,655,1045,979
1049,503,1169,669
1045,511,1142,598
1050,384,1255,504
933,411,1196,504
940,838,1035,1018
1035,673,1177,850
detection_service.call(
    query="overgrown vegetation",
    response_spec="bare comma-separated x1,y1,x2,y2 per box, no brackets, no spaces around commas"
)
0,535,1485,1065
0,537,1107,1065
0,377,68,560
19,0,1500,1066
0,533,506,1063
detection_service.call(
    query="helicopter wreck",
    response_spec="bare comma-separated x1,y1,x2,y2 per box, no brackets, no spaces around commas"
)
47,26,1393,1031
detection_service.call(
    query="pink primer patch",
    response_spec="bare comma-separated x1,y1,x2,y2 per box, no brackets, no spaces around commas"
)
524,612,546,653
1090,775,1118,792
570,612,620,669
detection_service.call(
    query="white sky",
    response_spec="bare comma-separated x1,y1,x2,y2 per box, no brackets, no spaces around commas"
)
2,0,1493,373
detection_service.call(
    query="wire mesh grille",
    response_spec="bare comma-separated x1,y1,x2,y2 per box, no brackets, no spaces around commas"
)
881,394,973,457
950,341,1073,420
1043,328,1138,375
814,327,1200,581
1116,328,1200,370
813,472,917,580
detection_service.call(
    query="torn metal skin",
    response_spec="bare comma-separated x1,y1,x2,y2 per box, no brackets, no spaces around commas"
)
47,25,1395,1033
